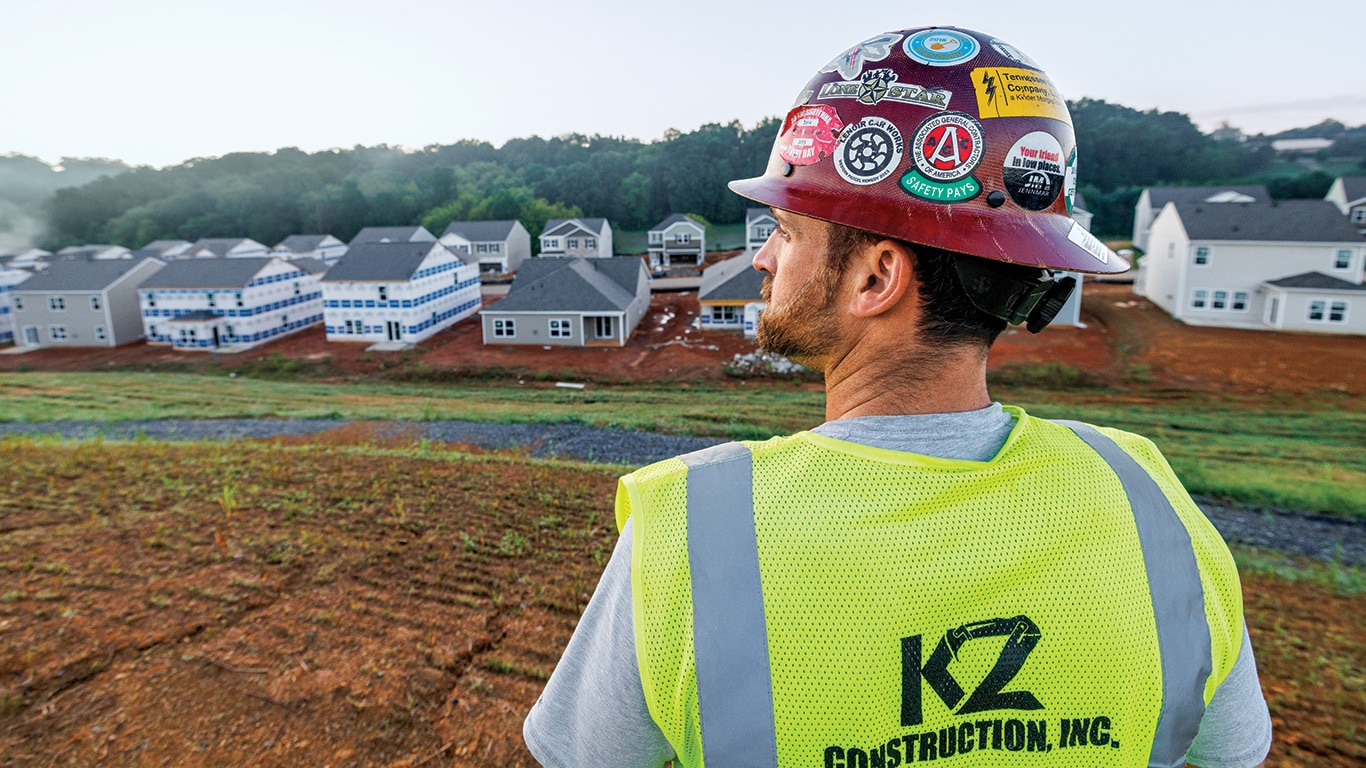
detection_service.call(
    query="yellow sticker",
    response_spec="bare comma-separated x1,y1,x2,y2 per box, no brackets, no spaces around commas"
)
972,67,1070,122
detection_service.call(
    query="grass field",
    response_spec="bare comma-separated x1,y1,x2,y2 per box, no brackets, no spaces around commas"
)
0,438,1360,766
1,372,1362,516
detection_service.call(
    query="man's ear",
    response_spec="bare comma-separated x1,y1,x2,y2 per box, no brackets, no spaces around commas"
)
847,239,914,318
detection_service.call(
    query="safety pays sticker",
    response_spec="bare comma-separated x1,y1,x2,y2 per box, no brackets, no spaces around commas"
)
972,67,1070,122
900,112,984,203
1002,131,1065,211
778,105,844,166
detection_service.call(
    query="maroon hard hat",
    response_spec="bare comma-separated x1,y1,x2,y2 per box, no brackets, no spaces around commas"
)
729,27,1128,275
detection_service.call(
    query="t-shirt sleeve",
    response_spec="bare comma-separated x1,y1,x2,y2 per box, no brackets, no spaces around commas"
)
523,517,676,768
1185,623,1272,768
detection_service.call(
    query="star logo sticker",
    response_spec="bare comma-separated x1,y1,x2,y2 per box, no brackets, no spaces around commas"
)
819,33,904,81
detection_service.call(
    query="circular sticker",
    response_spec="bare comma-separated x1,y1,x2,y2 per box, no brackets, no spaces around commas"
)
777,105,844,166
1003,131,1066,211
835,117,904,186
990,39,1040,69
904,30,980,67
912,112,985,182
1064,147,1078,215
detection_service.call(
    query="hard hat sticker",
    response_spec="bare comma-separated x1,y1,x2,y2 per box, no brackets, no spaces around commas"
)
903,30,981,67
777,105,844,166
1002,131,1065,211
911,112,984,182
835,116,904,186
972,67,1070,122
899,170,981,203
819,33,904,81
1068,221,1113,265
989,39,1041,69
1064,148,1078,216
816,68,952,111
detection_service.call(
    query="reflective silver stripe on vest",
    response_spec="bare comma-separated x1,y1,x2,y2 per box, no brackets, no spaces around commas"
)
683,442,779,768
1060,421,1212,768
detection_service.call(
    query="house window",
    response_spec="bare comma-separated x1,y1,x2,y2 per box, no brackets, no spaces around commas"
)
378,286,388,302
1329,301,1348,323
1191,289,1208,309
1308,300,1326,321
676,233,692,244
1352,208,1366,224
568,239,579,249
207,292,216,308
48,296,66,312
584,238,595,249
549,318,572,338
477,243,489,253
224,324,235,338
90,296,102,311
714,306,737,322
1334,250,1352,270
235,292,243,307
755,226,773,239
1231,291,1248,311
493,319,515,337
1193,247,1209,266
594,316,615,338
543,238,558,250
490,243,500,252
12,296,23,311
22,326,38,345
148,324,157,337
294,281,301,295
95,326,107,342
1211,290,1228,310
49,325,68,341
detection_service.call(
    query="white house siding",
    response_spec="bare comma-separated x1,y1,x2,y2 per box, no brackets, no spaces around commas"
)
1131,189,1157,251
224,242,270,258
0,269,32,343
480,312,633,346
323,258,480,345
698,301,746,331
141,261,324,350
1144,207,1364,329
1261,288,1366,335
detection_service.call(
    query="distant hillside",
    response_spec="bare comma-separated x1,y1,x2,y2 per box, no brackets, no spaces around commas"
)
0,155,130,250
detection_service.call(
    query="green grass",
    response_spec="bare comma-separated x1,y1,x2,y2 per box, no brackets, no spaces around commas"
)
1,372,1361,516
613,222,747,255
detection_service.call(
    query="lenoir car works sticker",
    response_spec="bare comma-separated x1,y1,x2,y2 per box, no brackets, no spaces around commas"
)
899,112,984,203
817,68,951,111
973,66,1070,122
903,29,981,67
1002,131,1065,211
835,116,904,186
778,105,844,166
819,33,904,80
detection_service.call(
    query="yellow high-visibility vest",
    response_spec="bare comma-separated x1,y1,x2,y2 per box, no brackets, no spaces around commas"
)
616,408,1243,768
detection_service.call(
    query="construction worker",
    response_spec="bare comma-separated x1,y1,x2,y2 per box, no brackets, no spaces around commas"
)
524,26,1271,768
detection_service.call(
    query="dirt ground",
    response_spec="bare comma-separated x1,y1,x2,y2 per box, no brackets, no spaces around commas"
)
0,437,1361,768
4,281,1363,397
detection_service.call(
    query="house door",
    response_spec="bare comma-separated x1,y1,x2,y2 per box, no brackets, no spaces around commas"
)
594,316,615,339
212,327,220,347
1266,297,1279,326
386,321,402,341
22,326,38,345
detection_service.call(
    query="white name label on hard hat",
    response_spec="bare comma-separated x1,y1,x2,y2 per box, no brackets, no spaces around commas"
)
1067,222,1111,265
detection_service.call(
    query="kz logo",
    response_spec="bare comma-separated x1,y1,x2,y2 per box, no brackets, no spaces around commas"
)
901,615,1044,726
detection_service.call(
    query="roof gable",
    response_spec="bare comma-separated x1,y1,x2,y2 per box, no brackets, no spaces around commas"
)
649,214,703,233
699,251,765,302
441,220,519,242
1338,176,1366,204
1147,185,1269,208
348,226,437,246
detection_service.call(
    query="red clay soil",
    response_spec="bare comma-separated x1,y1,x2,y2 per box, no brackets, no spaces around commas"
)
0,282,1362,397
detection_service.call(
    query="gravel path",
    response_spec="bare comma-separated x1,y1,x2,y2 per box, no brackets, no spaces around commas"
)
2,419,1360,566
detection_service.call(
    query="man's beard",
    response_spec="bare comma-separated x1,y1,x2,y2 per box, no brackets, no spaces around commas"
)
755,268,841,368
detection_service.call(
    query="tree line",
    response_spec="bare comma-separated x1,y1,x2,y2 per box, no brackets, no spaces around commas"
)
21,101,1366,250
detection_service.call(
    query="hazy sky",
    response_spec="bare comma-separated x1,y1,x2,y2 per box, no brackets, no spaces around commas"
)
3,0,1362,168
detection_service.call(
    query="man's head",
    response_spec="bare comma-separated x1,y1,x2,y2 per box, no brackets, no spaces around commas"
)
731,27,1126,334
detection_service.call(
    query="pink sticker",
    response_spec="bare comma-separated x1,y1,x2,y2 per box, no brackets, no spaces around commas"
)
778,105,844,166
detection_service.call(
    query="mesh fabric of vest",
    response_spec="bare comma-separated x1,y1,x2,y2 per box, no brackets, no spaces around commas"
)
615,408,1243,768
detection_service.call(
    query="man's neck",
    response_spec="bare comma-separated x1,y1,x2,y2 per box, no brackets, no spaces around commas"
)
822,341,992,420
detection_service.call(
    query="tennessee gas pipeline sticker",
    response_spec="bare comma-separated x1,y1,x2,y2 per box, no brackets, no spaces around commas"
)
972,67,1070,122
1002,131,1065,211
778,105,844,166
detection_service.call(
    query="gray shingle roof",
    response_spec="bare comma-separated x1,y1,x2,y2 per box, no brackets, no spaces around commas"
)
322,242,445,282
541,218,608,238
189,238,261,257
1338,176,1366,203
140,258,275,289
485,257,643,313
140,240,191,255
292,257,328,274
1173,200,1365,242
441,220,518,241
699,252,765,302
1264,271,1366,292
746,207,775,225
275,234,331,253
649,214,702,233
348,226,436,246
1147,185,1269,208
14,258,159,292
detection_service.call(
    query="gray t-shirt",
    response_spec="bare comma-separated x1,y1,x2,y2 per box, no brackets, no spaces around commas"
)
523,405,1272,768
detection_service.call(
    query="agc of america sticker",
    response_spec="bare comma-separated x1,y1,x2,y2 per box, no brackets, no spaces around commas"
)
835,116,904,186
900,112,985,203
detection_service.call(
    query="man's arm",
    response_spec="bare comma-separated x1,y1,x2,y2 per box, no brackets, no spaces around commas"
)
1185,624,1272,768
523,517,676,768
